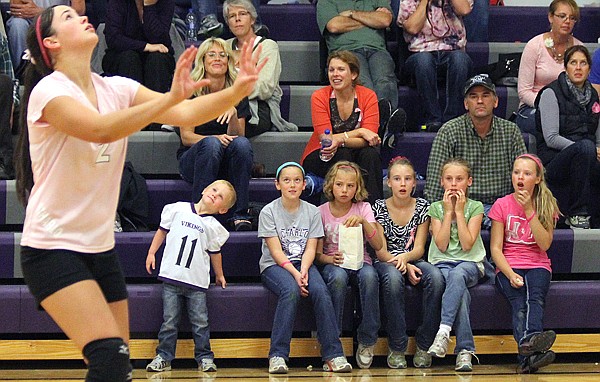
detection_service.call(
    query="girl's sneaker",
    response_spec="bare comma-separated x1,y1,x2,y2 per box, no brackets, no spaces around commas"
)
455,350,476,372
427,332,450,358
356,343,374,369
200,358,217,372
387,348,407,369
413,347,432,368
146,354,171,372
518,330,556,356
269,356,288,374
323,356,352,372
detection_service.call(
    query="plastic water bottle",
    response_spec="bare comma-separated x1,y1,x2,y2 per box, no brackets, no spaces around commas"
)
185,9,198,45
320,129,333,162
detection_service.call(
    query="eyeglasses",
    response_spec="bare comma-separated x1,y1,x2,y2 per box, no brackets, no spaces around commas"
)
227,11,251,20
553,13,577,23
206,51,228,59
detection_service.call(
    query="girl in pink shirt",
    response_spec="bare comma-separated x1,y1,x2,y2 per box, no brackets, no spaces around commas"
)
315,160,383,369
13,6,263,381
489,154,560,374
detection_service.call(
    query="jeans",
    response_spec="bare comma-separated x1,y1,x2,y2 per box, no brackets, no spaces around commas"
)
482,203,493,230
179,136,253,219
374,260,445,352
319,263,380,346
545,139,600,217
405,50,473,125
191,0,262,24
463,0,489,43
6,16,32,69
156,283,213,363
437,261,481,353
261,263,345,361
351,48,399,110
514,105,537,136
495,268,551,362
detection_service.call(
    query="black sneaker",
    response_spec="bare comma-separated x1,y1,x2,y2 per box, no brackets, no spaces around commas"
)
519,330,556,356
566,215,591,229
198,14,223,38
382,108,407,148
518,351,555,374
378,99,392,139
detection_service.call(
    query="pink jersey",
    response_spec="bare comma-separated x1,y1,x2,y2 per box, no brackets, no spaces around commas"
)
319,201,376,265
488,194,552,273
21,72,140,253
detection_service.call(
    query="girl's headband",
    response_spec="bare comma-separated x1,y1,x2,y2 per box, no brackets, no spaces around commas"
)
35,15,51,68
389,155,409,165
276,161,305,179
517,154,543,172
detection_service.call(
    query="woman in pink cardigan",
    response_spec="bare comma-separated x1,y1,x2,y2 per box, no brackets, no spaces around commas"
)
515,0,581,134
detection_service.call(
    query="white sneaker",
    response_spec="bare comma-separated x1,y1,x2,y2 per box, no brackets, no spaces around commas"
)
455,349,476,372
146,354,171,372
323,356,352,372
387,348,407,369
427,332,450,358
356,343,374,369
269,356,288,374
200,358,217,372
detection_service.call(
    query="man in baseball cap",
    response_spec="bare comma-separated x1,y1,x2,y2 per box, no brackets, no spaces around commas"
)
425,73,526,229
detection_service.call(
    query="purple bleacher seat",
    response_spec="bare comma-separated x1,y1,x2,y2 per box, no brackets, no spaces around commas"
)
115,232,161,278
465,42,491,69
544,281,600,329
0,233,15,278
20,287,62,333
0,285,21,333
261,5,321,42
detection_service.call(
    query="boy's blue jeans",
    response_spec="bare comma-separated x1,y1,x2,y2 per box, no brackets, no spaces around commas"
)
156,283,213,363
374,260,445,352
436,261,481,353
261,263,345,361
496,268,551,362
318,263,380,346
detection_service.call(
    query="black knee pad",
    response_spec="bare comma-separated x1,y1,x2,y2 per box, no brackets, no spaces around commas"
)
83,337,130,382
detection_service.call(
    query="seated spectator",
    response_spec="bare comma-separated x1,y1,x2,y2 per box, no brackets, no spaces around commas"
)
425,74,526,228
177,37,253,231
190,0,267,38
223,0,297,137
103,0,175,94
534,45,600,229
589,47,600,96
398,0,473,132
317,0,399,113
515,0,581,135
301,51,383,203
0,17,16,180
6,0,85,69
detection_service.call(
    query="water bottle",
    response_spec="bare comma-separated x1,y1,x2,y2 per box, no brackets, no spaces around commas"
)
185,9,198,45
320,129,333,162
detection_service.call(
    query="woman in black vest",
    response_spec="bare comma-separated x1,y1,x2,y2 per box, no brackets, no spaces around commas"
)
534,45,600,229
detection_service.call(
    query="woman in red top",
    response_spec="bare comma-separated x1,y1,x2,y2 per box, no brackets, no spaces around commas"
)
301,50,383,202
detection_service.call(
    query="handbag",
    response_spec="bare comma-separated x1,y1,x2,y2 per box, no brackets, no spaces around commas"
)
477,52,521,87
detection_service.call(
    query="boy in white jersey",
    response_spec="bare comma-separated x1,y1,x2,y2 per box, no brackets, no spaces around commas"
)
145,180,236,373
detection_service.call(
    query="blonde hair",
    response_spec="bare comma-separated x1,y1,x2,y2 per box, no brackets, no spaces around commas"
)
549,0,580,21
322,161,368,202
207,179,237,209
190,38,237,97
514,155,561,229
440,157,472,196
388,156,416,179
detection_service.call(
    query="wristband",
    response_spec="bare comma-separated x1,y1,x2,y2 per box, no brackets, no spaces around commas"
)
366,228,377,239
280,260,292,268
526,211,536,223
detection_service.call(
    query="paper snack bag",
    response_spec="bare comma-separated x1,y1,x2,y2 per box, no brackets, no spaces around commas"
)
338,224,364,271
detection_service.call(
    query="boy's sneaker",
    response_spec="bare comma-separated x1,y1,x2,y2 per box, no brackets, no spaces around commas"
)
355,343,374,369
387,348,407,369
146,354,171,372
519,330,556,356
200,358,217,372
198,14,223,38
455,350,475,372
323,356,352,372
427,332,450,358
518,350,556,374
413,346,432,368
566,215,590,229
268,356,288,374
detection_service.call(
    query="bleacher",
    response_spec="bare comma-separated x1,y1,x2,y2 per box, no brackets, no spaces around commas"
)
2,4,600,362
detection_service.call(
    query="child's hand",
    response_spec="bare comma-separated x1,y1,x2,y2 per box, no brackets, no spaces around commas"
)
295,271,309,297
442,189,456,216
514,189,533,211
344,214,364,227
331,251,344,266
388,254,407,273
453,189,467,213
146,253,156,274
215,275,227,289
510,273,524,289
406,263,422,285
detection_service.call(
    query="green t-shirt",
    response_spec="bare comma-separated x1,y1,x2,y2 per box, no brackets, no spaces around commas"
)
316,0,390,52
427,198,486,266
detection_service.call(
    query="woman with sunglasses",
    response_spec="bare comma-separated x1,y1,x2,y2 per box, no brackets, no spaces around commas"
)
515,0,581,134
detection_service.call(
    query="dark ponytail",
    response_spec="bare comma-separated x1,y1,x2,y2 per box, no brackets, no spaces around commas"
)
14,7,55,206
